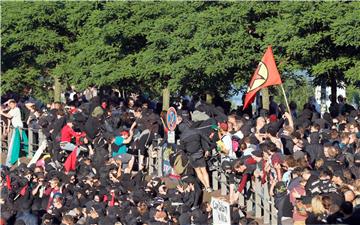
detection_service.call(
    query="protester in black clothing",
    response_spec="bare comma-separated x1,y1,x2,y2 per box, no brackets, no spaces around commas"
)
130,107,160,170
1,91,360,225
177,116,213,192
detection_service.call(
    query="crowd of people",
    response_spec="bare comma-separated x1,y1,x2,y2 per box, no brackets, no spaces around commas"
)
0,88,359,225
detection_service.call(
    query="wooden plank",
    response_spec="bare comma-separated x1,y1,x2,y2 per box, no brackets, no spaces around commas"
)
28,128,33,157
254,179,262,218
246,181,253,213
7,128,12,151
221,172,227,195
270,195,278,225
212,149,219,190
263,184,270,224
157,146,163,176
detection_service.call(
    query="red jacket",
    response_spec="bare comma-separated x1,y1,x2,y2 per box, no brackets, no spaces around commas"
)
60,125,77,142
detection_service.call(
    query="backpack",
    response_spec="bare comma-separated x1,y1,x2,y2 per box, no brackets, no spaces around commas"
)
170,151,189,175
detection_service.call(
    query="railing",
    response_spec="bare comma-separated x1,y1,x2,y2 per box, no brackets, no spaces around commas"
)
0,125,46,157
1,125,278,224
211,168,278,225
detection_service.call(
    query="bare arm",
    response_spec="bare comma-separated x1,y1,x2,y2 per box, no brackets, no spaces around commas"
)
123,129,134,144
0,111,12,119
130,121,137,131
284,112,294,130
116,160,122,178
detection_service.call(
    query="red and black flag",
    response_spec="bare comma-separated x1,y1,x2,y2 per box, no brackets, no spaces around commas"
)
243,46,283,109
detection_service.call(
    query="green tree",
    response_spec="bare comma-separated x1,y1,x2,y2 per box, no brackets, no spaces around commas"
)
1,2,71,102
2,1,359,104
257,2,360,103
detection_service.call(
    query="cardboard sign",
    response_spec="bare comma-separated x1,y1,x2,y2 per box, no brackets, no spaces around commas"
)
211,197,231,225
166,107,177,131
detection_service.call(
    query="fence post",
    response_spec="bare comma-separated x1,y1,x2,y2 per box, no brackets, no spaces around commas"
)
238,190,245,207
0,125,3,152
270,195,278,225
212,149,219,191
220,172,227,195
148,145,154,175
157,146,163,176
263,184,270,224
28,128,33,157
7,127,12,151
246,181,253,213
254,179,262,218
38,129,46,146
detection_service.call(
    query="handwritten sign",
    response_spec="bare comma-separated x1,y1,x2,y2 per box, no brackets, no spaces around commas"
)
211,197,231,225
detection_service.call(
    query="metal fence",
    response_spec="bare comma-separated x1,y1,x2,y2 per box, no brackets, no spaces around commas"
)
1,126,278,224
0,126,46,157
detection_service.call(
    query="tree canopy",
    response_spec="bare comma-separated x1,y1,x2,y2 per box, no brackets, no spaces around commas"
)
1,1,359,103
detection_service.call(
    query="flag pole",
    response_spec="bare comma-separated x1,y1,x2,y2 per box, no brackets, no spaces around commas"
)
280,84,291,115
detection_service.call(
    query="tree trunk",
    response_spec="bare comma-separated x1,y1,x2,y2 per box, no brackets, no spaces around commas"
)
54,76,61,102
162,87,170,110
261,88,269,110
206,93,213,104
330,76,337,104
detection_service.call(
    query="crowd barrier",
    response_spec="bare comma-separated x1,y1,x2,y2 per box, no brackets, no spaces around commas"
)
0,125,278,224
0,125,46,158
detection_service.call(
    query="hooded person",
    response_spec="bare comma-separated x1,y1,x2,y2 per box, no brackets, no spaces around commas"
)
177,119,213,192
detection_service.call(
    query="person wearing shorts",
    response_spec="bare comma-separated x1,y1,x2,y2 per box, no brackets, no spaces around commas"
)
188,150,206,169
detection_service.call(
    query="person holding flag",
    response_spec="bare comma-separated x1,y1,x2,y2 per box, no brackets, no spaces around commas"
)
1,99,28,166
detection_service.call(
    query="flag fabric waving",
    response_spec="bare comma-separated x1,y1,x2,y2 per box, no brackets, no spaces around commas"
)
243,46,283,109
64,147,78,172
6,127,29,166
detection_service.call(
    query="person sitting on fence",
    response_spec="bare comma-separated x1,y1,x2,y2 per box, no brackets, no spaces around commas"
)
110,129,135,173
59,118,87,154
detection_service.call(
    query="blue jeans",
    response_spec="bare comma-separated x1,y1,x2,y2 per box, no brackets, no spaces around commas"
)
60,142,77,151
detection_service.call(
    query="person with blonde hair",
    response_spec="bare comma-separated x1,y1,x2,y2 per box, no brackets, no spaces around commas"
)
305,195,327,224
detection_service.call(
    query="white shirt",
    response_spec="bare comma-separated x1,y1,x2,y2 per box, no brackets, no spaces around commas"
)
233,130,244,139
9,107,23,128
222,133,236,159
